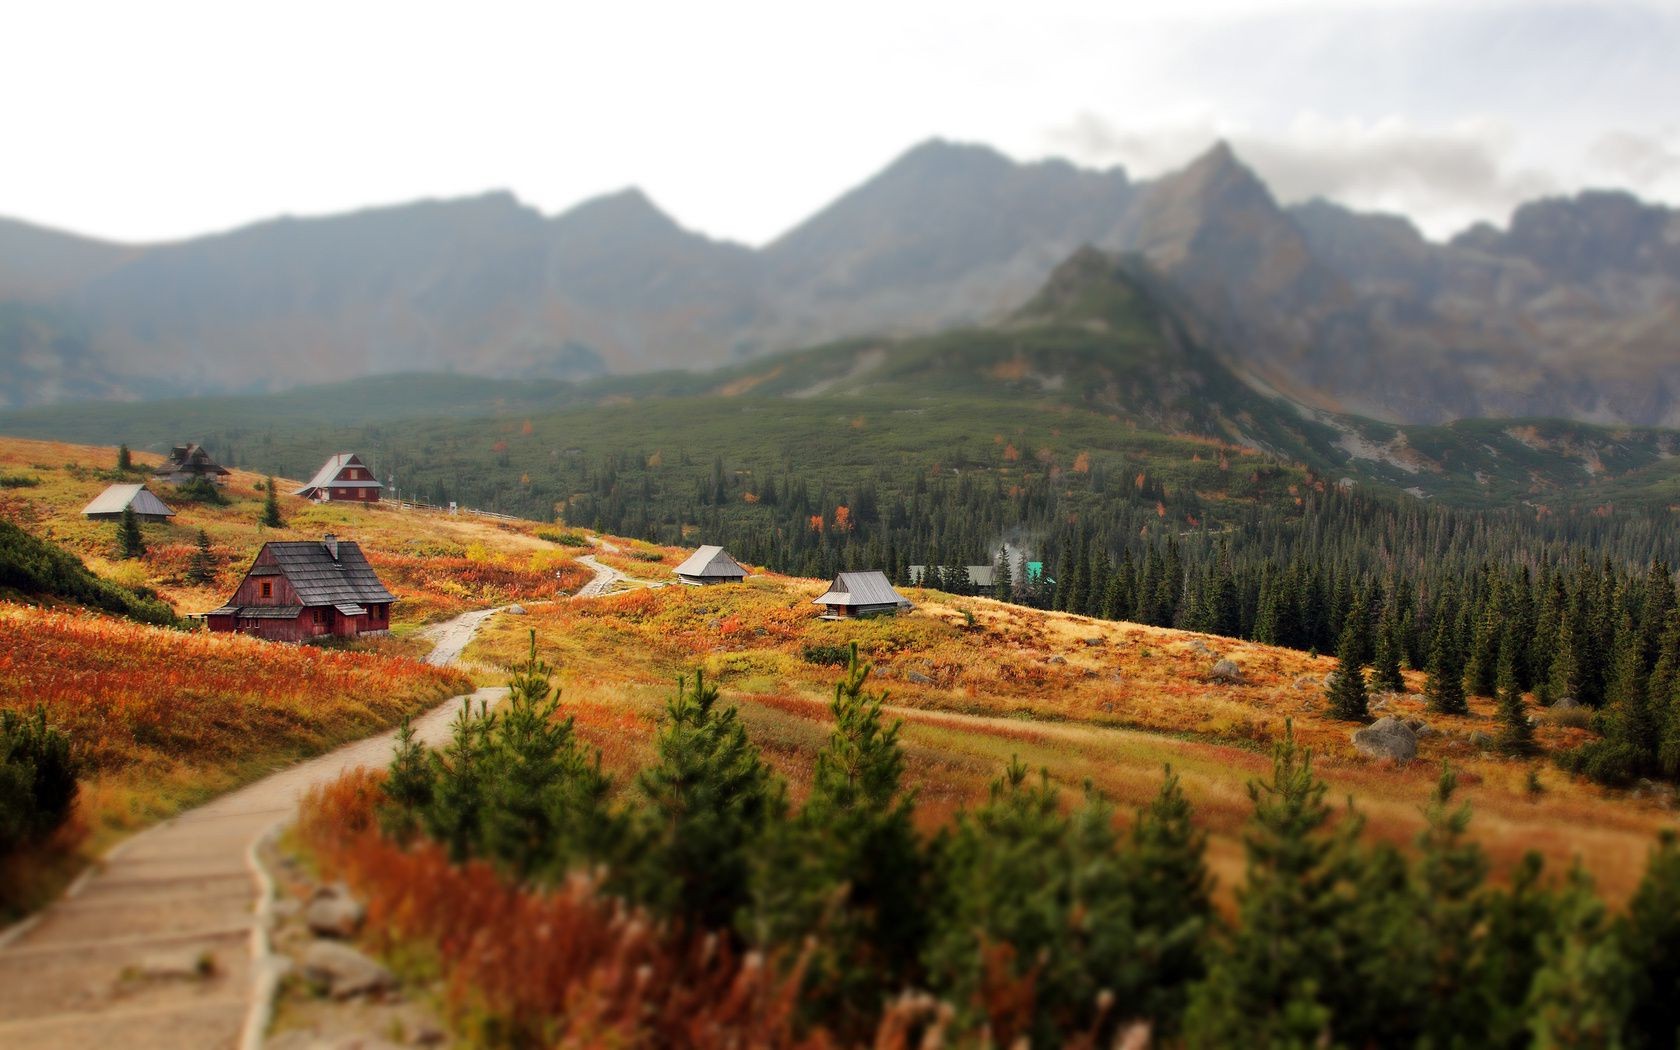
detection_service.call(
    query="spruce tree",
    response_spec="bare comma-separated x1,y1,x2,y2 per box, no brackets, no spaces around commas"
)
750,644,924,1035
1526,868,1631,1047
1371,608,1406,693
1129,765,1212,1029
261,475,283,528
635,669,778,931
187,528,215,585
116,443,132,472
1184,724,1355,1046
478,632,617,877
924,761,1142,1046
1619,831,1680,1049
116,505,144,560
1327,607,1371,721
1602,612,1659,776
1413,766,1491,1047
1425,612,1469,716
992,546,1013,602
1479,853,1558,1048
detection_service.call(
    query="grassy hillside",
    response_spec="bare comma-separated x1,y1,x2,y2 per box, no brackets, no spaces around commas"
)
465,554,1674,906
0,436,591,625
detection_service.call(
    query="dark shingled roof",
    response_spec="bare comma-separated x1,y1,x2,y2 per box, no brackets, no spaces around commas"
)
265,540,395,606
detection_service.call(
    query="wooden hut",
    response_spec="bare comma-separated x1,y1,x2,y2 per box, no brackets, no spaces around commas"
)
206,534,395,641
294,453,383,503
155,444,231,485
674,545,748,586
812,571,913,620
82,483,176,522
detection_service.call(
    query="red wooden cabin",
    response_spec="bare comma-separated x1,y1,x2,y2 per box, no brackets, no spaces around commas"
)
206,535,395,642
294,453,383,503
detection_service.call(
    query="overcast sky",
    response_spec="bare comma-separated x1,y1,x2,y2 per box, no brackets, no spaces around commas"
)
4,0,1676,245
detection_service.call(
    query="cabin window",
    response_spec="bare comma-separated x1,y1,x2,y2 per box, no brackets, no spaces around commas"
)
260,580,273,598
313,608,326,625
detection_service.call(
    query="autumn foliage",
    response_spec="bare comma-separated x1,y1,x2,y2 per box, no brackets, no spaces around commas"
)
300,770,827,1049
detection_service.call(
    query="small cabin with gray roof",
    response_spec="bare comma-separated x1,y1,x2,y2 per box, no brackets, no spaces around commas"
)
674,545,748,586
82,483,176,522
206,535,395,642
155,444,231,486
813,571,913,620
295,453,382,503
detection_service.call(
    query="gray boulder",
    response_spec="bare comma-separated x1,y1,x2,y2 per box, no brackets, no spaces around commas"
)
302,941,396,1000
1048,655,1067,665
1352,716,1417,763
1208,659,1243,684
1186,639,1213,656
505,604,527,616
1552,695,1583,711
905,670,934,685
306,883,366,939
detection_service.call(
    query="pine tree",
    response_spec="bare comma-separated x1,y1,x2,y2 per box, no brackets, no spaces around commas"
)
1425,609,1469,716
992,546,1013,601
924,761,1142,1045
1498,641,1538,756
116,505,144,560
1619,831,1680,1049
635,670,778,930
1371,607,1407,693
116,443,132,472
1414,766,1491,1047
1465,576,1504,698
478,632,618,876
750,644,925,1034
1479,853,1558,1048
1602,612,1659,774
1526,868,1631,1047
1327,607,1370,721
1184,724,1355,1046
1129,765,1212,1030
187,528,215,585
261,475,282,528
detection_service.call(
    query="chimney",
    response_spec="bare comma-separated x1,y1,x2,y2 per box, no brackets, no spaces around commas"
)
324,534,339,561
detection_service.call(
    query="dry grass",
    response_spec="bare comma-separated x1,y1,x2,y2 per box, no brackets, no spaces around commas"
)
0,603,471,839
468,565,1677,905
0,435,587,626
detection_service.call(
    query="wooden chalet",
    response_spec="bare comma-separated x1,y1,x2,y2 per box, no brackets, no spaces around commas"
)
155,443,231,485
82,483,176,522
206,535,395,642
674,545,748,586
294,453,382,503
812,571,913,620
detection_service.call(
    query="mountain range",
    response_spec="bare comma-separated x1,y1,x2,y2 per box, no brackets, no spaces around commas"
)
1,139,1677,426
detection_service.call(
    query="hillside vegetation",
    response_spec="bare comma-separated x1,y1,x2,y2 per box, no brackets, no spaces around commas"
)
0,436,591,626
462,560,1671,906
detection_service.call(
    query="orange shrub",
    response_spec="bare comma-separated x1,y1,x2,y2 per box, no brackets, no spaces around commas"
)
299,774,827,1049
0,605,471,775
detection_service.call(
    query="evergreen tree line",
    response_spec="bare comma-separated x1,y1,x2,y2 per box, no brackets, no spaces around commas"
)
373,635,1680,1047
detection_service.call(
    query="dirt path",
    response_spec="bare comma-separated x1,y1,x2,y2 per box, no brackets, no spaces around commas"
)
575,553,628,598
0,608,508,1050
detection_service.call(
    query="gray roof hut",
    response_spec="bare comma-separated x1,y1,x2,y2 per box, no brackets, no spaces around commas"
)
674,545,748,586
155,443,231,485
812,571,913,620
82,483,176,522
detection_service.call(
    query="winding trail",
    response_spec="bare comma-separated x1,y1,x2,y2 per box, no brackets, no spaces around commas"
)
0,609,512,1049
0,553,626,1048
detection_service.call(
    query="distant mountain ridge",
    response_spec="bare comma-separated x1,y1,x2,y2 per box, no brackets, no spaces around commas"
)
2,139,1677,425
